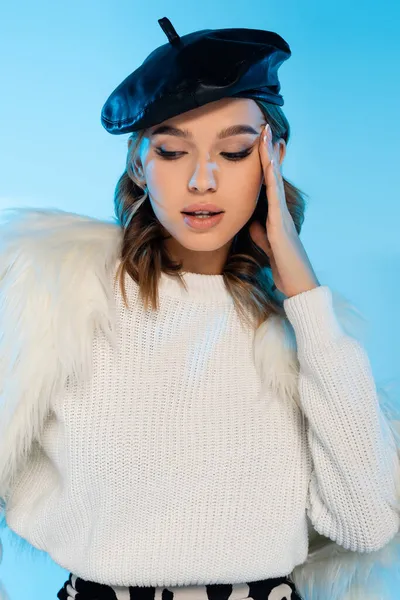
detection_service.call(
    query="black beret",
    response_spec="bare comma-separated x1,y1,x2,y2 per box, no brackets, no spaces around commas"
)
101,17,291,135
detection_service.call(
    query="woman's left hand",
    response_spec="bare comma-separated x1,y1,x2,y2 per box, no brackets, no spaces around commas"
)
249,123,320,299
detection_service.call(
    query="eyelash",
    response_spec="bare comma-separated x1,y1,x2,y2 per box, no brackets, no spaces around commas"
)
155,147,253,162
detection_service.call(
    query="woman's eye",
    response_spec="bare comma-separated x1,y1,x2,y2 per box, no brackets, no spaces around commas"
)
154,147,253,161
221,149,253,161
154,148,184,160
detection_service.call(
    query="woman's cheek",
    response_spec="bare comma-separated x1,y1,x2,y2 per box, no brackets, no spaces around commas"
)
233,160,263,198
143,161,167,196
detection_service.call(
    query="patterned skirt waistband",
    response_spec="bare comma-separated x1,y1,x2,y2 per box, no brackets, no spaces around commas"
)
57,573,304,600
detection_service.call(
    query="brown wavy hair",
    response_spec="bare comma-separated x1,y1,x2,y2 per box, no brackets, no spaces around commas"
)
113,100,309,330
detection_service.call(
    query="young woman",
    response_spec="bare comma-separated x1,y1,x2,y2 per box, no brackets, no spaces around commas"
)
0,17,399,600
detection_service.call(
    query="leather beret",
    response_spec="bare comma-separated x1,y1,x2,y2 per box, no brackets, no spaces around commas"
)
101,17,291,135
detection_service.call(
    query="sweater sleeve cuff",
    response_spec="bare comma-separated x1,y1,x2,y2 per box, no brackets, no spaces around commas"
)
283,285,344,348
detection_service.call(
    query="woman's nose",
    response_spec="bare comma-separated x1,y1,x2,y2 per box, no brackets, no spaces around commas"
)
188,162,217,192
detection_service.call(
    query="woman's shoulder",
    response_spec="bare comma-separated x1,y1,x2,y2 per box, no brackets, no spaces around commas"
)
0,205,121,257
0,205,122,295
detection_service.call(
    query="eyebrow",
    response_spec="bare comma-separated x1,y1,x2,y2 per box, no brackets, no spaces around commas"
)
150,124,260,140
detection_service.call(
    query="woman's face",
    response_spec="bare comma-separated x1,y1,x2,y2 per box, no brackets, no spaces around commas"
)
135,97,286,273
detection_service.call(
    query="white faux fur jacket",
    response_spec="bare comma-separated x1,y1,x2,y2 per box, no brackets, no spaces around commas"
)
0,206,399,600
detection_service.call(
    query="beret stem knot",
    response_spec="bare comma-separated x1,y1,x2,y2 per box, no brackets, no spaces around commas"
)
158,17,182,48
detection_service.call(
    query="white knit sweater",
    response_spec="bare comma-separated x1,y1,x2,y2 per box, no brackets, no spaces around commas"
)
5,269,399,587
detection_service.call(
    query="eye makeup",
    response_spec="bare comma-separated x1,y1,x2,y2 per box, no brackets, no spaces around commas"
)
154,147,254,162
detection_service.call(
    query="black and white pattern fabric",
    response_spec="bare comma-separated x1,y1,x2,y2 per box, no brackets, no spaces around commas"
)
57,573,303,600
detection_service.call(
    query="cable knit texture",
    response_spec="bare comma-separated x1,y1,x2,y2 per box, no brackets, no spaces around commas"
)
4,271,399,587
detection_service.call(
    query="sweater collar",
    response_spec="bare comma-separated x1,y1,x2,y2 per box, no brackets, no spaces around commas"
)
116,259,233,304
158,271,233,304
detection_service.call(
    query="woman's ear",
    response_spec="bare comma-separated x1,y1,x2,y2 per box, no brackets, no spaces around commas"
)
129,151,143,177
277,139,286,168
135,161,143,177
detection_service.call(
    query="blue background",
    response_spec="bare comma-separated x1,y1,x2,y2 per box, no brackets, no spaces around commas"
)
1,0,399,597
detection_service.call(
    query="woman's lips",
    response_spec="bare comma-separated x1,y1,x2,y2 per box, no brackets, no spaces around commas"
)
181,212,225,230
